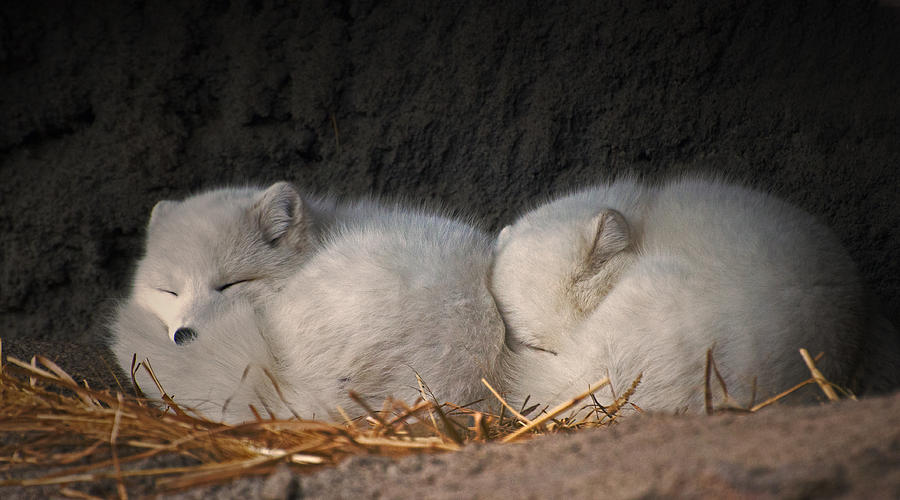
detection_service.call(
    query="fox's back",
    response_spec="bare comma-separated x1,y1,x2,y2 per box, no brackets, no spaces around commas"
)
266,207,507,417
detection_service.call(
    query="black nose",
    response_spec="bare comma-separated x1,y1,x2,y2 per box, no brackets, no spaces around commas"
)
173,327,198,345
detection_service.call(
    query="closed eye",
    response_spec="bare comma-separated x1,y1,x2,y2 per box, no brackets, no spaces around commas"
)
525,343,558,355
216,279,252,292
156,288,178,297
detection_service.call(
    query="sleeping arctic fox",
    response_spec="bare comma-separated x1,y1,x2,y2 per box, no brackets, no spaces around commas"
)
492,176,869,412
110,182,351,417
111,183,507,422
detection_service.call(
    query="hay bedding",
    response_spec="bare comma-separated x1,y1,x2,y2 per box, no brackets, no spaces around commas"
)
0,339,846,499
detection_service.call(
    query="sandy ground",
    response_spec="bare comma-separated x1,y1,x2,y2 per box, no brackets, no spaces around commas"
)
3,0,900,497
255,392,900,499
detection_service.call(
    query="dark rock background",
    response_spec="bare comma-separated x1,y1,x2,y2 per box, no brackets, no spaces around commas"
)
3,0,900,348
3,0,900,497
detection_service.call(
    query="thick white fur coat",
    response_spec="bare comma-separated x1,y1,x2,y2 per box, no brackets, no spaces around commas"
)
492,176,868,412
110,184,506,422
261,205,507,420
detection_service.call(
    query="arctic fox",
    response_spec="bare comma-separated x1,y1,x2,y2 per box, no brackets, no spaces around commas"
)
259,204,508,421
110,182,351,417
492,176,869,413
111,183,507,422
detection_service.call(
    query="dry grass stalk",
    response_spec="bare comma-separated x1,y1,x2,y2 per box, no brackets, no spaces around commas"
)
501,377,610,443
704,347,852,414
748,379,816,412
602,372,642,417
481,378,532,425
799,348,840,401
414,373,466,445
109,391,127,500
705,348,751,413
59,486,105,500
704,349,715,415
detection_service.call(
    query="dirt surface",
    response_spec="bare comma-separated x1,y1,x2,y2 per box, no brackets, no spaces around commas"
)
193,392,900,500
2,0,900,498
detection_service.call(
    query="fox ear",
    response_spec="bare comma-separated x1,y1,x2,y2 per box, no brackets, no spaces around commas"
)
496,225,512,249
149,200,176,227
253,182,306,245
584,209,630,273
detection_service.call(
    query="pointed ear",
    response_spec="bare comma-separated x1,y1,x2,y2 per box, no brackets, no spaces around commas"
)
584,209,630,272
496,225,512,249
149,200,176,227
253,182,306,245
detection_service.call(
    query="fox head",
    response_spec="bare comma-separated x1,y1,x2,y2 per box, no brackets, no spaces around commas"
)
131,182,323,344
490,190,635,354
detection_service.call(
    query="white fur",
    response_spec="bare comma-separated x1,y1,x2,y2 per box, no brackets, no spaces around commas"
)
261,204,507,421
111,298,293,421
110,182,348,421
118,182,342,344
111,184,507,423
492,176,867,413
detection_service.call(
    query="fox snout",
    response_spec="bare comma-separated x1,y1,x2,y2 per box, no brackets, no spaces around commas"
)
173,327,198,345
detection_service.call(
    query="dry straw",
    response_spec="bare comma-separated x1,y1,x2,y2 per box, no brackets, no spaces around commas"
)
0,338,848,498
0,339,628,497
